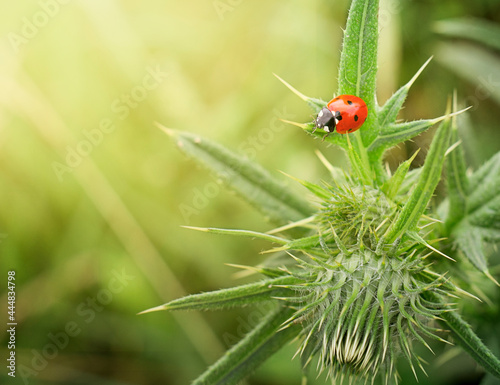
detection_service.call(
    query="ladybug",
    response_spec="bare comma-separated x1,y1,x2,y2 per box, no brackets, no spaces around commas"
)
313,95,368,138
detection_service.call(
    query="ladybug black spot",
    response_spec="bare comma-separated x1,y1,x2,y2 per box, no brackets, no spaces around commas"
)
354,115,359,121
347,100,353,105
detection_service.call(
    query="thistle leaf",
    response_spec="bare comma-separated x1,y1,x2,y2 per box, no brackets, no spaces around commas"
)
468,152,500,215
279,171,331,201
397,167,423,197
315,150,350,186
268,235,322,253
453,225,499,284
273,73,326,112
382,150,420,200
280,120,349,151
338,0,379,147
469,151,500,189
140,276,299,313
182,226,289,245
160,126,313,226
425,291,500,379
385,110,452,243
445,151,500,282
378,57,432,128
406,231,455,262
225,264,286,280
444,116,469,231
192,306,300,385
477,228,500,242
468,195,500,230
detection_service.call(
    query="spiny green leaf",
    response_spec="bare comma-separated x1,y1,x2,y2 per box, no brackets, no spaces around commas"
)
368,120,437,161
468,152,500,214
453,225,492,278
382,150,420,200
279,172,331,201
425,291,500,379
368,107,469,164
268,235,323,253
469,152,500,190
434,18,500,52
406,231,455,262
338,0,379,147
315,150,350,186
225,264,289,279
192,306,300,385
477,228,500,242
273,73,326,112
446,151,500,282
378,57,432,128
444,117,469,231
468,195,500,230
283,120,348,150
182,226,289,245
327,0,380,182
385,112,453,243
397,167,423,198
369,118,437,157
160,126,313,226
140,276,299,313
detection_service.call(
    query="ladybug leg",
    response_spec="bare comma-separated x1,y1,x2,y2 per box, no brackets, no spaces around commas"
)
321,125,334,141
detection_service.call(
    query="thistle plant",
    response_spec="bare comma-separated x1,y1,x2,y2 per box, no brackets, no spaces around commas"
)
141,0,500,383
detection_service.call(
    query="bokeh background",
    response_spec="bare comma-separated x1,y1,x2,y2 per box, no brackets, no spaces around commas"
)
1,0,500,384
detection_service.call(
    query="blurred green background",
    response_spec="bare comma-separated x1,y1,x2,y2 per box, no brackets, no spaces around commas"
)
1,0,500,384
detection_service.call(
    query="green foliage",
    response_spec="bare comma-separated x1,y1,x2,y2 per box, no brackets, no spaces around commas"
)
426,291,500,379
192,307,300,385
5,0,500,384
337,0,379,148
146,0,500,384
434,17,500,108
444,113,469,230
161,126,313,227
381,149,419,200
384,110,452,244
377,57,432,129
444,151,500,283
434,18,500,53
143,276,298,312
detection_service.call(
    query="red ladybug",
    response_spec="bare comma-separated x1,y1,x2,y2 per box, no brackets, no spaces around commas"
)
313,95,368,137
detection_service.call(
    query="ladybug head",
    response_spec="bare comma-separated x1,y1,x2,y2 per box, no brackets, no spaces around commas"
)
314,107,337,133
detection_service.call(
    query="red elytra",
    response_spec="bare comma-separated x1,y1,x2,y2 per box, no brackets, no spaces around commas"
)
326,95,368,134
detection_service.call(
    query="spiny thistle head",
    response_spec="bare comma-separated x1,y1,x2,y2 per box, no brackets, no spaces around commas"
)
279,183,454,384
318,184,395,251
